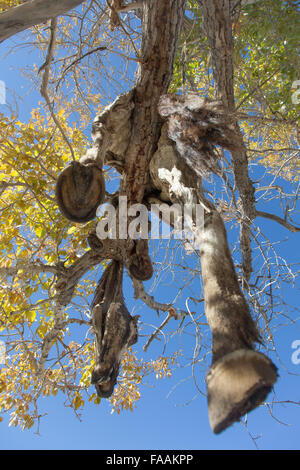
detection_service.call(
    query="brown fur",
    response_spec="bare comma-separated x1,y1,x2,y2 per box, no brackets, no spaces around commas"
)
55,161,105,223
128,239,153,281
91,261,139,398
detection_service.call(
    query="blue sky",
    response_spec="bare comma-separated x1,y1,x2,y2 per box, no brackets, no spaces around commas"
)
0,10,300,451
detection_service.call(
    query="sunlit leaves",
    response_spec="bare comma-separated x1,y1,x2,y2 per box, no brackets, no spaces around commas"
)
109,349,181,415
234,0,299,120
0,106,95,429
0,342,40,430
0,0,26,13
175,0,299,181
0,109,89,263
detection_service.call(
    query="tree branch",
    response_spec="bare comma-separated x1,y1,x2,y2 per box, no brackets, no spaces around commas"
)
143,310,177,352
39,18,76,161
256,210,300,232
0,0,86,43
0,261,58,277
54,240,122,307
131,277,173,313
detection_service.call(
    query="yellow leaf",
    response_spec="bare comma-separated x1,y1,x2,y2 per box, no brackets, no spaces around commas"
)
67,226,77,235
73,395,82,410
26,311,36,323
35,226,46,238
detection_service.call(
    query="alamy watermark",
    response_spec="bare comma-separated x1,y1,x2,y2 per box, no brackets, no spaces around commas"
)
0,80,5,105
94,196,204,246
291,340,300,365
0,341,5,364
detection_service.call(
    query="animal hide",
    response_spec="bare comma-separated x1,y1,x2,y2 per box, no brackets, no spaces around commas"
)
91,260,139,398
128,239,153,281
55,160,105,223
158,93,244,177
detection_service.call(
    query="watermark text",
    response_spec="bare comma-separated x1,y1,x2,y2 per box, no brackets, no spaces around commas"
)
291,340,300,365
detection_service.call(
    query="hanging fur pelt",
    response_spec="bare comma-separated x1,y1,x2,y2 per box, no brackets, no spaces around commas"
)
91,260,139,398
158,93,244,177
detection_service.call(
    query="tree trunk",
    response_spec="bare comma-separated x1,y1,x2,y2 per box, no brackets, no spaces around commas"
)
124,0,186,205
200,0,256,281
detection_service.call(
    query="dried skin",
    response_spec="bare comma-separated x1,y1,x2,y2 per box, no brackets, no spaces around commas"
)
158,93,245,177
128,239,153,281
87,229,104,251
55,161,105,223
199,209,261,362
91,261,139,398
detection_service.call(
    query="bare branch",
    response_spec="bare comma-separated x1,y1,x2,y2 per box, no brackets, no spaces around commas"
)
118,2,144,13
0,261,58,277
256,210,300,232
60,45,107,78
35,304,65,378
131,277,173,313
39,18,76,161
0,0,86,43
143,310,178,352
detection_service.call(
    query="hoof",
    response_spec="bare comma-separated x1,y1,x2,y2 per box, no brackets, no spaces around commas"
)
55,161,105,223
206,349,278,434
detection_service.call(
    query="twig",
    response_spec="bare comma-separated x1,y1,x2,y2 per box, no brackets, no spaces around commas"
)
56,45,107,91
143,310,177,352
236,69,281,111
35,304,65,378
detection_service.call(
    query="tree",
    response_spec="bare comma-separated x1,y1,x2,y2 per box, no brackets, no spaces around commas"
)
0,0,299,436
